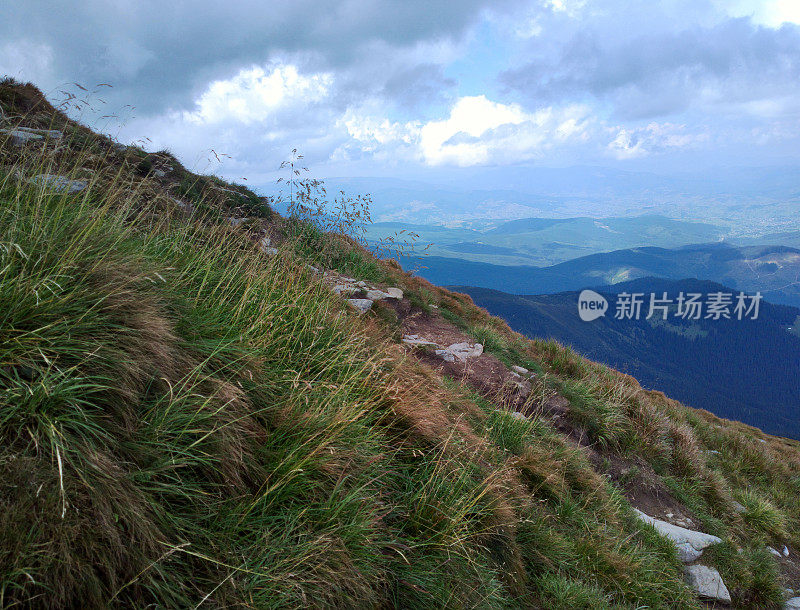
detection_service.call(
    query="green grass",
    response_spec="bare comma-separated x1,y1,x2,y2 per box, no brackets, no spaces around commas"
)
2,79,800,609
0,170,699,607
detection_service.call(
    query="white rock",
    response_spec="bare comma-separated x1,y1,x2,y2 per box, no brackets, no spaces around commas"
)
732,501,746,513
2,129,43,145
15,126,62,138
332,284,356,295
676,543,704,563
785,597,800,610
768,546,782,558
445,342,483,361
508,411,528,421
366,289,391,301
435,349,456,363
511,365,529,375
633,509,721,562
347,298,373,313
401,335,438,347
783,545,790,557
683,565,731,603
227,217,246,228
29,174,87,194
386,287,403,299
356,281,367,288
307,265,320,274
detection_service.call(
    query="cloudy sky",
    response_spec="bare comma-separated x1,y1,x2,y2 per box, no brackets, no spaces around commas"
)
3,0,800,188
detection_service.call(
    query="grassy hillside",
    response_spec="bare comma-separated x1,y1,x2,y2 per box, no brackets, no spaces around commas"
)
1,79,799,609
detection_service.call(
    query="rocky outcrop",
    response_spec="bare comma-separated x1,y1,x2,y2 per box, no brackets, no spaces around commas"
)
634,509,732,603
347,298,373,313
29,174,86,194
442,342,483,362
322,271,403,306
683,565,732,603
1,126,62,146
786,596,800,609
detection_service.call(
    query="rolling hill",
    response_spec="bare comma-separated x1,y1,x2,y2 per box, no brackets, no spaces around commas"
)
405,242,800,308
456,278,800,439
368,215,726,266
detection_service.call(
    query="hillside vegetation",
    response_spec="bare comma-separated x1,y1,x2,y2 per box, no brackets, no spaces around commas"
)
1,80,799,609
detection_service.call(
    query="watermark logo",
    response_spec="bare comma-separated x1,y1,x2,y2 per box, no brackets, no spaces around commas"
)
578,289,609,322
578,290,763,321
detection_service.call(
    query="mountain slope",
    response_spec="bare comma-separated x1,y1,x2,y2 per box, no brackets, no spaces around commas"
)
405,241,800,308
2,79,800,609
456,278,800,440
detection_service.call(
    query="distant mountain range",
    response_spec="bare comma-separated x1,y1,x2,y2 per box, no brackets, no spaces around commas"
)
404,242,800,308
455,278,800,440
263,168,800,239
373,214,728,266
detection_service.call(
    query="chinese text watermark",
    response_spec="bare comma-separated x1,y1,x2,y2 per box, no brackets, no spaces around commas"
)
578,289,762,322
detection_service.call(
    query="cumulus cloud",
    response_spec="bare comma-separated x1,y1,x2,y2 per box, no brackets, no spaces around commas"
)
184,65,333,125
607,123,709,159
2,0,799,176
501,3,800,121
0,0,509,114
418,96,594,165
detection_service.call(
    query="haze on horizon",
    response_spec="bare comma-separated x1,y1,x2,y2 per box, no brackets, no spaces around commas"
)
3,0,800,197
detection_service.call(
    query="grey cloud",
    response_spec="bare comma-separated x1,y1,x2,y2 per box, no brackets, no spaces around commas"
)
1,0,513,114
502,11,800,119
380,64,456,112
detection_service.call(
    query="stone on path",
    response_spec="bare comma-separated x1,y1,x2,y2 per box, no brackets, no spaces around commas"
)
445,342,483,361
683,565,731,603
366,289,391,301
347,298,373,313
401,335,438,347
633,509,721,562
435,349,456,363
